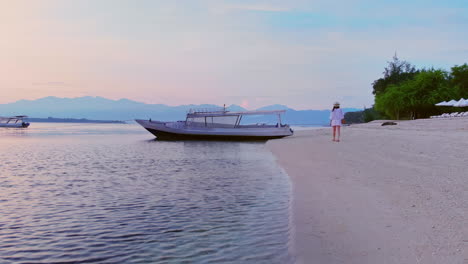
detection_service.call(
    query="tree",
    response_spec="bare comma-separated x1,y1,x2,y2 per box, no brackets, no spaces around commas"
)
374,84,409,119
450,64,468,98
372,54,418,95
374,68,454,119
409,69,452,118
375,69,453,119
343,107,383,123
372,57,467,120
363,107,383,122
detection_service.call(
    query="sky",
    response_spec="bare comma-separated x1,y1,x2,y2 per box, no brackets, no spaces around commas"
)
1,0,467,110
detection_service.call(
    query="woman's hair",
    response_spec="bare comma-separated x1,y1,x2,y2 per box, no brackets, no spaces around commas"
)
332,105,340,111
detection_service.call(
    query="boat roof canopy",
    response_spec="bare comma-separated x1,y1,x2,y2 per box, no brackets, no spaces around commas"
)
0,115,28,119
187,110,286,118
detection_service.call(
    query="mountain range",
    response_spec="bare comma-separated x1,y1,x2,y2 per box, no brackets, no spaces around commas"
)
0,96,360,125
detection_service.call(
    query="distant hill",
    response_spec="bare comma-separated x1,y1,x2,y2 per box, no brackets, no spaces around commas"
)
26,117,125,124
0,96,360,125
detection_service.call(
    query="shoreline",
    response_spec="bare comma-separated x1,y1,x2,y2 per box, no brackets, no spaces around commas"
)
267,118,468,264
26,117,125,124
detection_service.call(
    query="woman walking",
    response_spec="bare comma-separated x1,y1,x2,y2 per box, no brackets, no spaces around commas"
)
330,102,344,142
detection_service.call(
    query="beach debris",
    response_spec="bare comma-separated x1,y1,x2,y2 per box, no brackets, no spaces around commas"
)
381,122,398,126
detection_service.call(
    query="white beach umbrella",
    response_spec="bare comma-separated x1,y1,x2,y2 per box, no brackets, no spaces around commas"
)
453,98,464,107
435,101,448,106
436,100,456,106
455,99,468,107
446,99,458,106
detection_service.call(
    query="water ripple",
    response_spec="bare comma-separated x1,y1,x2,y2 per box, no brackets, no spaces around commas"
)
0,125,292,263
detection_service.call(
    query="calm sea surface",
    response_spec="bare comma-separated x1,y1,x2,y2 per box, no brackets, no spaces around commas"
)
0,123,292,264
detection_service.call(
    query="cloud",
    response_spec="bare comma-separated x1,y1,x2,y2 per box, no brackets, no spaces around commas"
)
0,0,467,109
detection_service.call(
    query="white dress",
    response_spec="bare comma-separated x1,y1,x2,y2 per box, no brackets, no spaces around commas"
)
330,109,344,126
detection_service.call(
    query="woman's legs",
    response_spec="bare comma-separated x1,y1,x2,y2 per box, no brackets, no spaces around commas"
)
332,126,337,141
336,125,341,142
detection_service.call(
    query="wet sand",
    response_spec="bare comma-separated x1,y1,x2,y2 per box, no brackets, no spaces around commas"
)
267,118,468,264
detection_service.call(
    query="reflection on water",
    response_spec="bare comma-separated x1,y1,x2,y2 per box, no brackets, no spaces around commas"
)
0,122,146,137
0,124,292,263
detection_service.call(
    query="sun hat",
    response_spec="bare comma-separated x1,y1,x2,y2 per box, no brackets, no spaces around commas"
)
333,102,340,107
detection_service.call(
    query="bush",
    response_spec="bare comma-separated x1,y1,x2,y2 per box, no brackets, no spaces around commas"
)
344,107,384,123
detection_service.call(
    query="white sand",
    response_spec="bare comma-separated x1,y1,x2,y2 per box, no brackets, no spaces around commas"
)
267,118,468,264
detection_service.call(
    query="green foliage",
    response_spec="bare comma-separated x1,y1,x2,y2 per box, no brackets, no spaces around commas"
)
450,64,468,98
375,83,408,119
344,111,364,123
372,56,467,120
372,54,418,95
375,68,453,119
363,107,383,122
344,107,383,123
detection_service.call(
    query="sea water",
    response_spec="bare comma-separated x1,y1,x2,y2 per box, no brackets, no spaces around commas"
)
0,123,292,264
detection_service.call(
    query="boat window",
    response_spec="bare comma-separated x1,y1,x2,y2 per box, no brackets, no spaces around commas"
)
187,117,205,127
209,116,238,127
187,115,239,127
240,114,279,125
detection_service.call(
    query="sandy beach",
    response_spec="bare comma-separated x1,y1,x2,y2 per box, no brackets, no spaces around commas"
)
267,118,468,264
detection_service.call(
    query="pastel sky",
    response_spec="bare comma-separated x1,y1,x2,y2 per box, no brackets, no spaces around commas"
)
1,0,467,109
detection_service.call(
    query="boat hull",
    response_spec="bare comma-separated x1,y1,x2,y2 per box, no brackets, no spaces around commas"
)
0,122,30,128
135,119,293,140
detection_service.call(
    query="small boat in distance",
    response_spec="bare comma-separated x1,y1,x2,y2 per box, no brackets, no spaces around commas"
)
136,107,293,140
0,116,30,128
